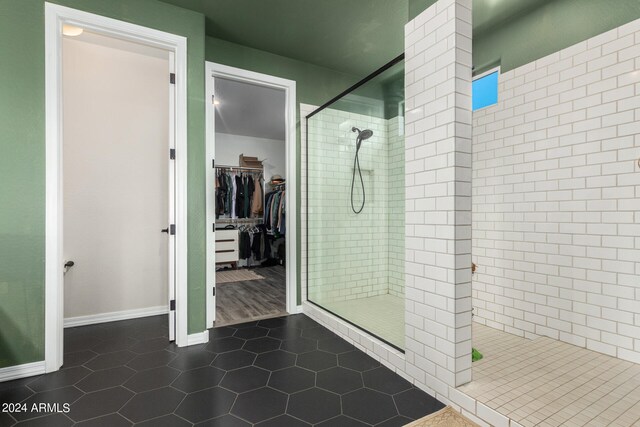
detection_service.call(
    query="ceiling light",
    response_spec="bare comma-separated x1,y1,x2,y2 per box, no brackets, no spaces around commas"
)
62,24,84,37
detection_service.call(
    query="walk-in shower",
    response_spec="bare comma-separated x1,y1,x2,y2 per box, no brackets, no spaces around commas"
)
305,55,405,349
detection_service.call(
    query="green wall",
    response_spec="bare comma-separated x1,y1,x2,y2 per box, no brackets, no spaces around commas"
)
205,36,360,304
0,0,46,368
409,0,640,75
408,0,437,21
473,0,640,74
0,0,206,368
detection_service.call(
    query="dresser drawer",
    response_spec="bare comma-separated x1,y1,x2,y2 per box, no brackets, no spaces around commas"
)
216,229,238,241
215,229,238,263
216,240,237,251
216,249,239,263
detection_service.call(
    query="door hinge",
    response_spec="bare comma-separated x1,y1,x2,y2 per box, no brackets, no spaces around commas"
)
170,299,176,311
170,148,176,160
170,73,176,84
212,288,216,297
212,159,215,169
212,95,215,105
212,223,216,232
170,224,176,235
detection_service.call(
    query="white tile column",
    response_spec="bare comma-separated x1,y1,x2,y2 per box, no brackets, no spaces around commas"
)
404,0,473,391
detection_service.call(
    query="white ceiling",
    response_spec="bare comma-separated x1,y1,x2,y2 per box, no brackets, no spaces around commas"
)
214,77,286,141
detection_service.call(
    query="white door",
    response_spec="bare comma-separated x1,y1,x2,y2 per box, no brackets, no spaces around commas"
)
61,34,173,336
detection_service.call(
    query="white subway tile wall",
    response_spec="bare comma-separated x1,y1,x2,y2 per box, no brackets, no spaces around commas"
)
305,107,405,306
472,17,640,364
404,0,473,389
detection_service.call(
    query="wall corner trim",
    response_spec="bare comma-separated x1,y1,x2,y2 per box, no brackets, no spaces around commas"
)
186,330,210,346
0,361,46,383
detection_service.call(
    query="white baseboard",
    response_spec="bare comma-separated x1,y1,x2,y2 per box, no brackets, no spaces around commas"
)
186,330,210,346
64,305,169,328
295,305,304,314
0,361,46,382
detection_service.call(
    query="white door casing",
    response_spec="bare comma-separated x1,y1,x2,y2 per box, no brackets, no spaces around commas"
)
45,2,190,373
168,50,177,342
205,68,217,326
205,62,298,327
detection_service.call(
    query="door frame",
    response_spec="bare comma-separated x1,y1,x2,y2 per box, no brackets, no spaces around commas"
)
205,62,298,327
44,3,189,373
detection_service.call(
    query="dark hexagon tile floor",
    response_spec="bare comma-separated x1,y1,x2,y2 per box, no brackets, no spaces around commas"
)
0,314,444,426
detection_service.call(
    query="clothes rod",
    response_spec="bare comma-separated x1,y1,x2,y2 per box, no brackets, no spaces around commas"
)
216,165,263,171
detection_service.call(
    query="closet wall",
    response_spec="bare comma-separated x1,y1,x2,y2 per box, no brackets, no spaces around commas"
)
215,133,285,181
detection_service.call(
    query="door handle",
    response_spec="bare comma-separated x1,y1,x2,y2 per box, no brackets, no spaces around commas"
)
64,260,74,275
161,228,169,233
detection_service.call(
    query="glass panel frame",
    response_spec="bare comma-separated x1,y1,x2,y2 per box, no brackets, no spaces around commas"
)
305,54,405,352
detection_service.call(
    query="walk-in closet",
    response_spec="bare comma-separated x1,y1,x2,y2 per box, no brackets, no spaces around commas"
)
210,76,288,326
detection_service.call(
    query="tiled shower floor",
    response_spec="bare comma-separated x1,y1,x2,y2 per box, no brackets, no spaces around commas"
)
459,323,640,426
323,294,404,349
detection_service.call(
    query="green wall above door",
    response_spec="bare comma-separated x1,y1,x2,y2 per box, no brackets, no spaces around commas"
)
473,0,640,74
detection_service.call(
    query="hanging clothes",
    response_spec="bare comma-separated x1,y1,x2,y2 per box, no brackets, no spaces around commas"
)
242,175,249,218
235,174,245,219
251,177,263,215
263,185,286,236
238,230,252,260
246,176,254,218
278,190,286,234
214,168,264,220
231,173,237,218
270,191,280,231
225,173,232,216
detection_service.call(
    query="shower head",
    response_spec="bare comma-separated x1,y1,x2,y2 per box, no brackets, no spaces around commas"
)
352,127,373,141
352,127,373,151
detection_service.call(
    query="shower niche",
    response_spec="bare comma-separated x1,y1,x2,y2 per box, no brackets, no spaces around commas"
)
305,56,405,350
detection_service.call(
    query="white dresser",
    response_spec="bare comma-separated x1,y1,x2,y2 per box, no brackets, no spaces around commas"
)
215,229,239,268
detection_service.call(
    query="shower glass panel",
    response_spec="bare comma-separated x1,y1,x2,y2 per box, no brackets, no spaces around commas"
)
306,56,405,350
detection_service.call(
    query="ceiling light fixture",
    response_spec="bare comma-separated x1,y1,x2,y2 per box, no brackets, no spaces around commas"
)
62,24,84,37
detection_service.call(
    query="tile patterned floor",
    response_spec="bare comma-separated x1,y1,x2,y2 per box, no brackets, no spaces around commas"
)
0,314,443,426
323,294,405,349
459,323,640,427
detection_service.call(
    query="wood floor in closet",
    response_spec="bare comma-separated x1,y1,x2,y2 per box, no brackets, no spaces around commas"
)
215,265,286,326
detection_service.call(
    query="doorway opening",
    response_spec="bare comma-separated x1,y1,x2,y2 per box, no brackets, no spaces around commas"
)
205,63,297,328
62,30,173,330
45,3,189,373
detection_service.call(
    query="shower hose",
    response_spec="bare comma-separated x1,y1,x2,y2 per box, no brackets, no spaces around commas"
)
351,145,365,214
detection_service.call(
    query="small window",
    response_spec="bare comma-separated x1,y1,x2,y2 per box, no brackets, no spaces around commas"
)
472,69,499,111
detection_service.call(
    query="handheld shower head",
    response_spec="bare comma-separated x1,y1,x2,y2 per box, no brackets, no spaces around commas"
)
352,127,373,141
351,127,373,151
349,126,374,214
